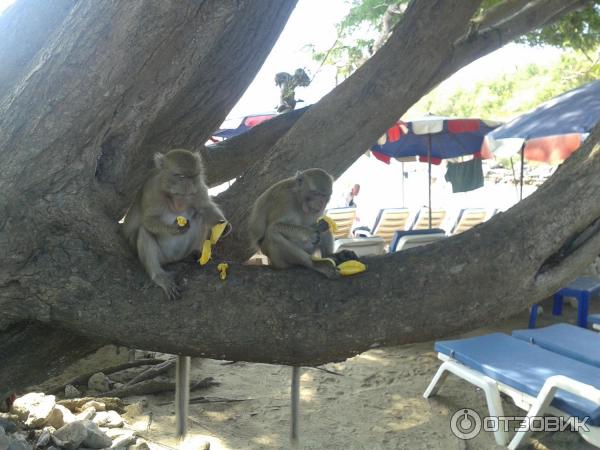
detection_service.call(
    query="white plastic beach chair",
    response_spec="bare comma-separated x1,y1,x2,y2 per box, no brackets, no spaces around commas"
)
424,332,600,449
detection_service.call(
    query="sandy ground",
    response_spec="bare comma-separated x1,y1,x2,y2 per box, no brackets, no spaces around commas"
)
38,297,600,450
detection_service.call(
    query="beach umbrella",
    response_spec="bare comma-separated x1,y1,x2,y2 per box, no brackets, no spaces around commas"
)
371,116,501,227
483,79,600,198
211,112,277,140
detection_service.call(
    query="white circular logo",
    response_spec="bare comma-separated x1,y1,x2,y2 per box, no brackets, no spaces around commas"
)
450,408,482,440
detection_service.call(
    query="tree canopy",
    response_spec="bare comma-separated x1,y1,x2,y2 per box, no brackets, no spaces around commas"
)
1,0,599,402
311,0,600,80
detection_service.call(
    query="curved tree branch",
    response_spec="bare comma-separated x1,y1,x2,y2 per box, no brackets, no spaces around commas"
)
202,108,307,187
0,0,74,100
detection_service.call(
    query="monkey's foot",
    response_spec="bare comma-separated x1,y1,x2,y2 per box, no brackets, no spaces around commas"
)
311,258,340,279
154,273,182,300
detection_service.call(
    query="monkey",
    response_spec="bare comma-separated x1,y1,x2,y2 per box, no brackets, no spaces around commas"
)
122,148,228,300
274,68,310,113
248,168,342,279
122,148,229,441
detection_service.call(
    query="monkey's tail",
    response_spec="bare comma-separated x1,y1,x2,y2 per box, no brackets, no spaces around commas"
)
291,366,301,448
175,355,191,440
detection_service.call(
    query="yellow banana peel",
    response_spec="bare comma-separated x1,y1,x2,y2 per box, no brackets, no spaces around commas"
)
199,239,212,265
176,216,188,227
217,262,229,280
210,221,228,245
337,260,367,276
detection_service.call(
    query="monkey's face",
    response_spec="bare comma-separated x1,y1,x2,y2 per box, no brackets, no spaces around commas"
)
303,188,330,214
156,150,205,201
297,169,333,215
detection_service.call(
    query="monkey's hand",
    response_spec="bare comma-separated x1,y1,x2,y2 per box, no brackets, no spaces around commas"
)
332,250,359,265
173,217,190,234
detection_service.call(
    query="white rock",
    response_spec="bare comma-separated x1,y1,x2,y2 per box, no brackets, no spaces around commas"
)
81,421,112,449
46,404,76,429
75,408,96,422
12,393,56,428
64,385,81,399
0,428,9,450
0,416,17,434
7,434,32,450
52,421,88,450
36,428,52,447
87,373,110,393
127,440,149,450
80,401,105,412
92,411,122,428
110,430,136,448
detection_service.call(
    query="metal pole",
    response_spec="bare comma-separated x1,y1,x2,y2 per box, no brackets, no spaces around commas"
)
427,135,432,229
401,162,405,207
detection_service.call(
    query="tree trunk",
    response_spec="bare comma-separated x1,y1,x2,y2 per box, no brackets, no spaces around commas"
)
1,0,597,399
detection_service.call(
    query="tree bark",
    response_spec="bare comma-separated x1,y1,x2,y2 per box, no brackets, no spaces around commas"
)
0,0,74,100
1,0,597,399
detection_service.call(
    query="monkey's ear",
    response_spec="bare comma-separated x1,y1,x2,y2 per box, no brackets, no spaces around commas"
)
153,153,165,169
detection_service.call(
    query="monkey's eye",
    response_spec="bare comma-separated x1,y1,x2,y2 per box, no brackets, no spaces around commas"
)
173,174,186,179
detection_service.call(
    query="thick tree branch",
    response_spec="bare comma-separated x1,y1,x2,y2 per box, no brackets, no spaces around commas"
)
2,124,599,401
202,108,307,187
474,0,538,30
0,0,74,100
427,0,586,98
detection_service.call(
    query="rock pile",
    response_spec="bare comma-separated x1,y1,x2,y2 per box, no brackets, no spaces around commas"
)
0,393,148,450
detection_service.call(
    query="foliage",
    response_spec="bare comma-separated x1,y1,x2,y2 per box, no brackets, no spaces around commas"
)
407,48,600,120
310,0,600,80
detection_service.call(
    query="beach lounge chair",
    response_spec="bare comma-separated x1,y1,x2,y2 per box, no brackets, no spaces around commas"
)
512,323,600,369
333,237,386,257
389,229,446,252
589,314,600,330
410,207,446,231
370,208,411,245
325,207,356,239
424,332,600,449
450,208,488,235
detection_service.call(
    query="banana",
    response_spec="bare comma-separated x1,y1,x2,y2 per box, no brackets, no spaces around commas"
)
198,239,212,265
210,221,228,244
317,216,338,233
337,260,367,276
217,262,229,280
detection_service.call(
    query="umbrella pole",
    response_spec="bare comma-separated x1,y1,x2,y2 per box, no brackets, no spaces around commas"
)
428,135,432,229
401,162,405,208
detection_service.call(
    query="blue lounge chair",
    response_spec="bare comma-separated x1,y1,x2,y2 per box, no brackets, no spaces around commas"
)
513,323,600,369
424,332,600,449
389,228,446,252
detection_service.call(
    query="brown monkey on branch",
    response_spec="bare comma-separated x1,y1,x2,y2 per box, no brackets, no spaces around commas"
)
249,168,347,279
123,148,229,440
123,148,228,300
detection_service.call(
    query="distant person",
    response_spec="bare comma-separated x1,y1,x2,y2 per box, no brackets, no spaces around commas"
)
346,183,360,208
